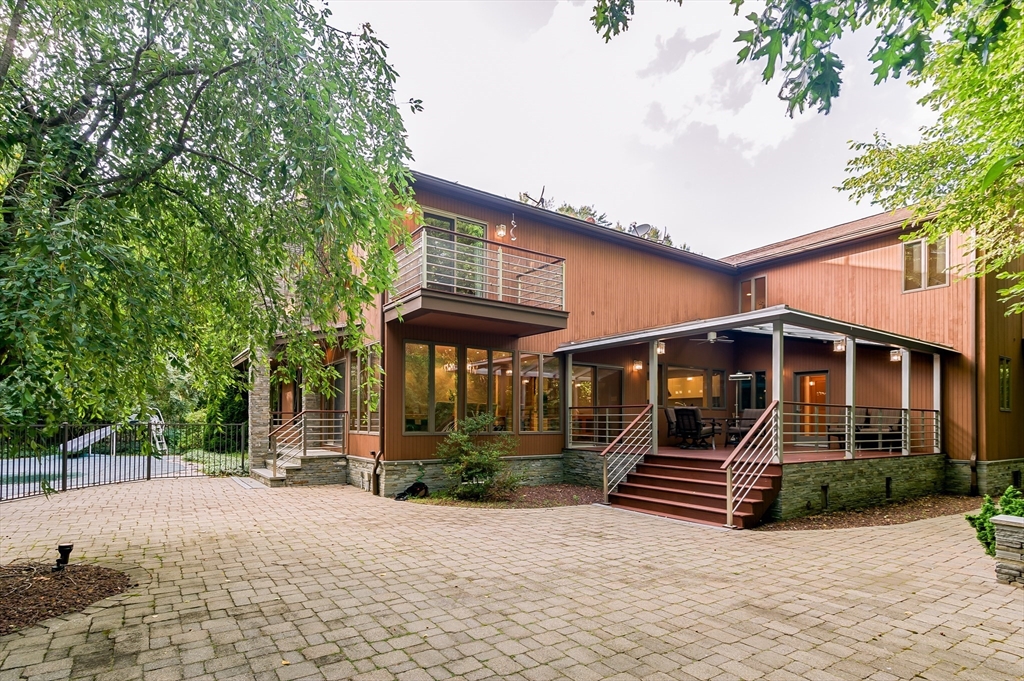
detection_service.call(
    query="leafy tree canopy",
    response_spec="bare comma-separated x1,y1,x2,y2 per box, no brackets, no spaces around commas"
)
842,19,1024,313
0,0,414,425
589,0,1020,114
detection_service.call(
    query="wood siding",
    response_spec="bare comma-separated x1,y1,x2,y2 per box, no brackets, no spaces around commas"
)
982,269,1024,461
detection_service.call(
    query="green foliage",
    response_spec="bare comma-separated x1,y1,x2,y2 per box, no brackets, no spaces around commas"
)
842,20,1024,315
203,377,246,451
435,413,520,501
0,0,414,426
588,0,1021,114
966,486,1024,556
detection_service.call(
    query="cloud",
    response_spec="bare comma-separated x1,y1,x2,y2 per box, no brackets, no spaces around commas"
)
637,29,719,78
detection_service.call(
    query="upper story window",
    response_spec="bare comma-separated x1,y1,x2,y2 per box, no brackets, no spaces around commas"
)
349,344,380,434
422,211,486,239
903,238,948,291
740,276,766,312
999,357,1012,412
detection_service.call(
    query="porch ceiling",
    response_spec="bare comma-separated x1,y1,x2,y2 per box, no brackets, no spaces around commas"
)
555,305,956,356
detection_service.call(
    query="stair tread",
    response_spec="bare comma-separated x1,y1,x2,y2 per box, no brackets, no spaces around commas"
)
609,492,754,518
609,505,729,528
639,462,781,476
618,482,765,503
628,474,774,491
251,468,286,480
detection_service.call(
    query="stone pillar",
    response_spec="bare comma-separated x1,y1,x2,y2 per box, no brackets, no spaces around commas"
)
248,351,271,474
302,385,320,412
992,515,1024,587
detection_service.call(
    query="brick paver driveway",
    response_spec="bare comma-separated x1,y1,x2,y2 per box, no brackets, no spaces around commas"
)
1,479,1021,681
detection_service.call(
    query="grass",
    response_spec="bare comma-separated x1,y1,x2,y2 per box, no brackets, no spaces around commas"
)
179,449,246,476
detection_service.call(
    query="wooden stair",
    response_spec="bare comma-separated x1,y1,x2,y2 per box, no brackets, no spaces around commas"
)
608,451,781,528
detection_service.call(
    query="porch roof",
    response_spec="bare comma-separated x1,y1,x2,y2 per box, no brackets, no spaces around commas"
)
555,305,957,356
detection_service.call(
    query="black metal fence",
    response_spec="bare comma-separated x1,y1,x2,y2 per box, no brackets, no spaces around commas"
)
0,422,247,502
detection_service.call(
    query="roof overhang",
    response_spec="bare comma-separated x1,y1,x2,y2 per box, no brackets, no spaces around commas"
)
555,305,956,356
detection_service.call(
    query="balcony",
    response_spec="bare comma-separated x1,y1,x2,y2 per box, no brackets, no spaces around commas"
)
384,227,568,336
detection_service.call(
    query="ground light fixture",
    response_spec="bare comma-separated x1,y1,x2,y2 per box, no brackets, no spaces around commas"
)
53,543,73,572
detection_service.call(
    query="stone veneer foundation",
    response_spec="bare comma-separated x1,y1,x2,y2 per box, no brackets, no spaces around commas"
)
944,458,1024,496
769,453,946,521
992,515,1024,587
375,455,564,498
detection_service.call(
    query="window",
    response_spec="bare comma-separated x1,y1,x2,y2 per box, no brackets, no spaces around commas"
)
999,357,1012,412
711,370,726,410
349,345,380,433
903,238,948,291
422,211,488,297
664,366,706,407
739,276,767,312
520,353,561,432
403,343,522,433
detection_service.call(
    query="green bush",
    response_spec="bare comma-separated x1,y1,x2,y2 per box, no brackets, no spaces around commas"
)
966,486,1024,556
435,414,520,501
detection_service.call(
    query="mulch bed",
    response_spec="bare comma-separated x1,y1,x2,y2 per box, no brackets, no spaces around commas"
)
0,563,133,636
409,484,605,509
757,494,983,531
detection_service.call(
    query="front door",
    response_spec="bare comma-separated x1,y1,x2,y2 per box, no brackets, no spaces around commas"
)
795,372,828,442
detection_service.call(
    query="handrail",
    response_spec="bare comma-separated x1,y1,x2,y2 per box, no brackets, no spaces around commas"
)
270,411,302,439
396,225,566,263
721,400,779,470
598,404,653,459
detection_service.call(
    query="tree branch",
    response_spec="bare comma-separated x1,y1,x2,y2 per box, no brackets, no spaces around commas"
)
183,147,257,179
0,0,27,86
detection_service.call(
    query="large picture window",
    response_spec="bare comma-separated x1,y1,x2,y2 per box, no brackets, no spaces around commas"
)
403,343,522,433
664,366,706,407
904,238,948,291
520,353,561,432
349,345,380,434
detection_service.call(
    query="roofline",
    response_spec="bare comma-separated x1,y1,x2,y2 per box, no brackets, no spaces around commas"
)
555,305,956,356
724,211,934,269
411,171,737,274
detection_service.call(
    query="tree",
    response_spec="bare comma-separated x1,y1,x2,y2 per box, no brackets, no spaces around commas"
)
841,20,1024,314
0,0,415,425
589,0,1020,114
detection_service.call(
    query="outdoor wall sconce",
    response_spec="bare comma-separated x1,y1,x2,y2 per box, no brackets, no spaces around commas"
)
833,339,846,353
632,359,644,372
495,224,507,238
53,543,73,572
890,349,902,362
657,341,666,355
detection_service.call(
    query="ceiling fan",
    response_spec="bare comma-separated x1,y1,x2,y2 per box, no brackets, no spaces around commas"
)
689,331,733,344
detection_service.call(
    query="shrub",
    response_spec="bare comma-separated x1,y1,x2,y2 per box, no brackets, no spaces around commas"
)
966,486,1024,556
435,414,521,501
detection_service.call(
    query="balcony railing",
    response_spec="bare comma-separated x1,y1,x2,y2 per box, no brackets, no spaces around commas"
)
781,402,940,455
569,405,651,448
392,227,565,311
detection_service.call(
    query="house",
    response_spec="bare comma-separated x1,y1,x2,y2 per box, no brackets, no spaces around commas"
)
243,171,1024,527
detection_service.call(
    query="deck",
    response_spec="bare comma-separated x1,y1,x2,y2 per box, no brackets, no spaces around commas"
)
569,442,941,464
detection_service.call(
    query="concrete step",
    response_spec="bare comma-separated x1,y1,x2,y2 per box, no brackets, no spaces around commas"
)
250,468,287,488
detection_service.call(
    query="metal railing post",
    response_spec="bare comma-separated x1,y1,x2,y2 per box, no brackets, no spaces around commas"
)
60,422,68,492
845,405,855,460
602,455,609,504
901,408,910,455
301,413,307,458
420,234,428,289
271,435,278,477
725,466,734,528
146,423,152,480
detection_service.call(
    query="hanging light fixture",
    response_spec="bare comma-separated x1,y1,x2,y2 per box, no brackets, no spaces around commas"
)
656,341,666,355
632,359,644,372
890,349,902,362
833,339,846,353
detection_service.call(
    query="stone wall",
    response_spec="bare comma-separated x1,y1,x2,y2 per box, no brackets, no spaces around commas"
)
770,453,946,521
280,453,348,487
945,459,973,495
978,458,1024,496
563,449,604,488
247,354,270,467
377,455,565,497
347,455,379,492
992,515,1024,587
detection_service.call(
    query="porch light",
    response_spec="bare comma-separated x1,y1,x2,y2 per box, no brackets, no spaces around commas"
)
833,339,846,353
656,341,666,355
632,359,644,372
890,349,902,362
495,224,507,239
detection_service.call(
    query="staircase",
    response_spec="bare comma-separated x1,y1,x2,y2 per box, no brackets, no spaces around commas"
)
251,410,348,486
605,401,782,529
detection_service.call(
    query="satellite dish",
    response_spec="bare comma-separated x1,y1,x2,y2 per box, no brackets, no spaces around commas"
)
631,223,653,237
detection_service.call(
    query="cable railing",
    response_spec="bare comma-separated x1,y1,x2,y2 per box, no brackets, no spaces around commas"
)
599,404,653,502
722,401,779,528
268,410,348,476
568,405,650,448
391,227,565,311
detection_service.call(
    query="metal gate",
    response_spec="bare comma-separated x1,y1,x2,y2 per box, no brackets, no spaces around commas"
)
0,422,247,502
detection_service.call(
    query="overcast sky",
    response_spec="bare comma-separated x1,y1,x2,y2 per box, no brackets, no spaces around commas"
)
330,1,932,258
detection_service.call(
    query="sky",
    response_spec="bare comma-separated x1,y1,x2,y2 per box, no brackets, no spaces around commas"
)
329,0,933,259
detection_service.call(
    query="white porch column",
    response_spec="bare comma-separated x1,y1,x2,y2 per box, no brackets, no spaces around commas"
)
649,340,659,454
565,352,574,450
901,347,911,456
772,320,784,463
933,353,942,453
845,336,856,460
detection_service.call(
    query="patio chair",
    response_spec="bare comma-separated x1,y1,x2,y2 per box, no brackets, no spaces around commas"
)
826,407,870,449
664,408,683,443
726,408,764,445
856,408,903,452
676,407,718,449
